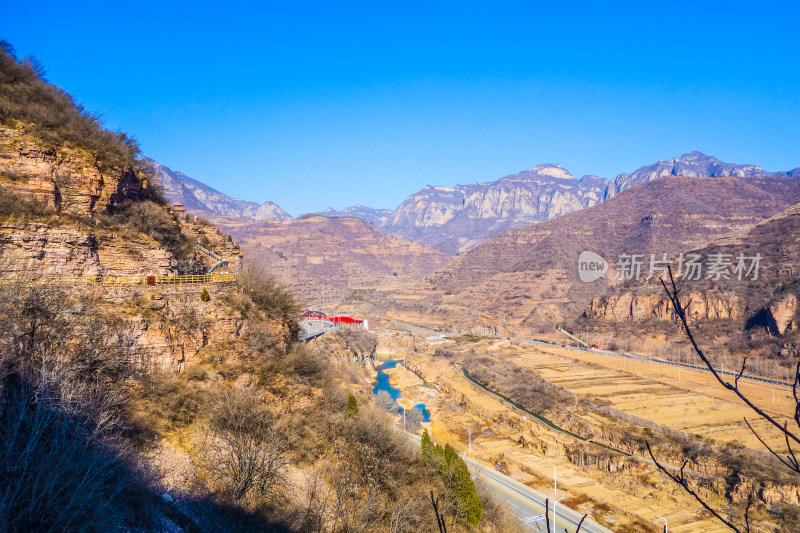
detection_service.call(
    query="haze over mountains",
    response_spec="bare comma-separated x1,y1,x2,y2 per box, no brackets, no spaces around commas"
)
153,152,800,255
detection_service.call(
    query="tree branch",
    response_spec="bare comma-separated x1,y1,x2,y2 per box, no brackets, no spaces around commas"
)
660,267,800,448
646,441,743,532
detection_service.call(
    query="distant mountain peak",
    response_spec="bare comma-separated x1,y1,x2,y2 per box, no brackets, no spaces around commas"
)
145,158,292,222
524,163,574,180
607,151,768,198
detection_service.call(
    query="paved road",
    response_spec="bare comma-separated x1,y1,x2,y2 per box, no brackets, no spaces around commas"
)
402,432,612,532
298,318,336,341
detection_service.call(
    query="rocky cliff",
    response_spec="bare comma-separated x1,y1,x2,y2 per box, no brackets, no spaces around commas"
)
321,153,798,254
606,151,779,198
0,127,147,216
380,165,607,254
0,222,175,277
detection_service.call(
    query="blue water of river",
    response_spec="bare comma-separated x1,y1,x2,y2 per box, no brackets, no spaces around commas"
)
373,360,430,422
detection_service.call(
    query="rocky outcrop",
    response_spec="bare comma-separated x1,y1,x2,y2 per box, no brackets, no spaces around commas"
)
765,293,797,335
0,222,175,278
381,165,607,253
95,283,249,368
584,291,743,322
0,127,147,216
145,158,292,221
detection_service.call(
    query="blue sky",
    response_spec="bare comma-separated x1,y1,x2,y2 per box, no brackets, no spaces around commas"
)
4,1,799,216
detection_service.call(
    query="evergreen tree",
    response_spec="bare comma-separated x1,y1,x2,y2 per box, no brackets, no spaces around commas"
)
421,429,435,461
345,394,358,417
450,453,482,525
419,435,483,526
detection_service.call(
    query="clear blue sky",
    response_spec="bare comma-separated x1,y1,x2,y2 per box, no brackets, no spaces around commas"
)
4,1,799,216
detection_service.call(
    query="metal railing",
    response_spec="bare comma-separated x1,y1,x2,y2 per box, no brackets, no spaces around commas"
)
0,272,237,287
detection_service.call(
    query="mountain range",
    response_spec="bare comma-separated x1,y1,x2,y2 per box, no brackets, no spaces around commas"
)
145,157,292,222
376,170,800,360
152,152,799,255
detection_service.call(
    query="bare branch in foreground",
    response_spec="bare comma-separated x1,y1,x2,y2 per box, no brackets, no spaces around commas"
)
645,441,745,533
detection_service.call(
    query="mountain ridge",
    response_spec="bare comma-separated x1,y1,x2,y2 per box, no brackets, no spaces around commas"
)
145,157,292,222
150,151,798,255
381,172,800,336
325,152,795,254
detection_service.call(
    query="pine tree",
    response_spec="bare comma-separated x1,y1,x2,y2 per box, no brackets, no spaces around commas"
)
450,453,483,525
420,435,483,526
421,429,435,460
442,444,483,525
346,394,358,417
200,288,210,301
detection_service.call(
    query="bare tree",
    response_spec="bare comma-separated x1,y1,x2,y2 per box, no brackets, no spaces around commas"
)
375,390,396,411
0,281,134,531
204,388,292,503
430,491,448,533
405,406,424,432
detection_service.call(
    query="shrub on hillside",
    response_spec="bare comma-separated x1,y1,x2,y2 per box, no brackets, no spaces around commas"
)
99,200,198,268
0,282,139,531
338,326,377,357
0,378,132,532
0,41,139,170
463,354,577,414
237,262,300,322
0,186,54,219
204,388,291,504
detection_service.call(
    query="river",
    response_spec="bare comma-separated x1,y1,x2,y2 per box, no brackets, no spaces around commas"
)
373,360,430,421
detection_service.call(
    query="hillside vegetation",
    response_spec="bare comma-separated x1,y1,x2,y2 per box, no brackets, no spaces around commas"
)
0,40,139,170
0,41,519,532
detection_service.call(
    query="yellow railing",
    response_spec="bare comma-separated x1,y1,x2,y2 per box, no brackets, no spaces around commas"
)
0,272,237,287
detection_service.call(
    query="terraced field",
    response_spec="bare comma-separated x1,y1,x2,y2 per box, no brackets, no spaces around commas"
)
512,346,796,450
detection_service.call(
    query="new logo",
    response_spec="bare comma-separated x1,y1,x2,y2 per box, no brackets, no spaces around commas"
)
578,251,608,282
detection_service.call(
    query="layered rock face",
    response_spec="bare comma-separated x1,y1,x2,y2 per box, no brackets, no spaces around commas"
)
0,127,146,216
0,222,175,277
383,165,607,254
583,291,743,322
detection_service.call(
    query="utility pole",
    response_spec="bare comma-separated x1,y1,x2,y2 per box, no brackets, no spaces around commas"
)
547,462,557,533
464,426,471,457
